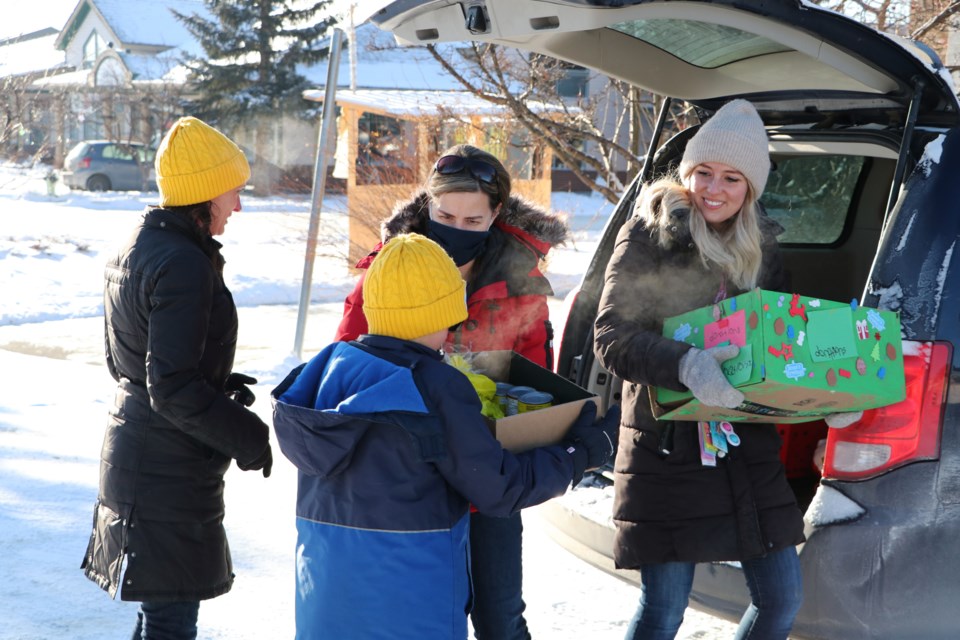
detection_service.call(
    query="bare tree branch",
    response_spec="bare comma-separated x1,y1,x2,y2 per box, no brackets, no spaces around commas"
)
424,43,652,203
912,1,960,40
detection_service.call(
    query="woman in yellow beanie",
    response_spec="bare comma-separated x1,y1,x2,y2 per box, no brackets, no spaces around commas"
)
594,99,806,640
272,233,619,639
335,144,570,640
81,116,272,639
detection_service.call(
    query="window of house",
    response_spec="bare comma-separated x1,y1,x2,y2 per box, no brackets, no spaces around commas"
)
504,130,535,180
83,30,104,69
557,67,589,98
760,155,866,244
553,135,587,170
355,112,416,185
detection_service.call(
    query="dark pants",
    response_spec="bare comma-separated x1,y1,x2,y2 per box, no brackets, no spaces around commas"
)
626,546,803,640
469,511,531,640
131,601,200,640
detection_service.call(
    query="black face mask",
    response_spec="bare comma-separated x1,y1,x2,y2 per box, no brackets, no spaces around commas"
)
426,219,491,266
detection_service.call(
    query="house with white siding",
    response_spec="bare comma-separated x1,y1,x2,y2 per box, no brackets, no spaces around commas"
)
0,0,602,193
0,0,202,165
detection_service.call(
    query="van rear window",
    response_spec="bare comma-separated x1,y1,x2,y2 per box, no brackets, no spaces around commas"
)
761,155,865,244
610,19,790,68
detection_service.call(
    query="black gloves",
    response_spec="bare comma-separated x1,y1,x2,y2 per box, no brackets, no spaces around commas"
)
225,372,258,407
562,402,621,487
226,372,270,477
238,443,273,478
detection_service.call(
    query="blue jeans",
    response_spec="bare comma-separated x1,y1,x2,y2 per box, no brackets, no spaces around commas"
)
625,547,802,640
469,511,531,640
131,601,200,640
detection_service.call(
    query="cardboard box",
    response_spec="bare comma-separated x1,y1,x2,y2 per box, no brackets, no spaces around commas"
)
656,289,906,423
469,351,598,452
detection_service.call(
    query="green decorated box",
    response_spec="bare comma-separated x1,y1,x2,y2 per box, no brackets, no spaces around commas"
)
656,289,905,423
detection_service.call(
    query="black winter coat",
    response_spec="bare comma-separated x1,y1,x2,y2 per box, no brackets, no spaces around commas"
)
82,208,270,601
594,206,805,567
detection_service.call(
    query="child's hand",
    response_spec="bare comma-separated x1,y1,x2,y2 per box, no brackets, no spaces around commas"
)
563,403,621,486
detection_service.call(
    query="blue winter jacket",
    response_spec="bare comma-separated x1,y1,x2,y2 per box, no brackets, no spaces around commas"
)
271,335,576,640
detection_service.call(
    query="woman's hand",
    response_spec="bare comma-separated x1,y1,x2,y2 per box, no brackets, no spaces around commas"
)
225,372,258,407
824,411,863,429
678,345,745,408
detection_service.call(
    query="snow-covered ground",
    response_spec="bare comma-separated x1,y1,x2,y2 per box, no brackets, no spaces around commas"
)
0,163,739,638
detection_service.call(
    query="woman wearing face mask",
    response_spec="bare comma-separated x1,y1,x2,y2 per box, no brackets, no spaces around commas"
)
334,143,569,640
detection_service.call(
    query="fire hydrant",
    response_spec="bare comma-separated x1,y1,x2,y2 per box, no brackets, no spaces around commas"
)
45,171,58,196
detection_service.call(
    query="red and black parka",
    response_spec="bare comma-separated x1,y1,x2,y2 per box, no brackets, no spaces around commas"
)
335,191,569,369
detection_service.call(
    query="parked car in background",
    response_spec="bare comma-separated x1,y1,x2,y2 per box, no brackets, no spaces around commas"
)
372,2,959,639
62,141,156,192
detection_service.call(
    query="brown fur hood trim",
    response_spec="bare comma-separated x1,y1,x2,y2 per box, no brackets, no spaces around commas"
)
381,191,570,248
655,203,785,248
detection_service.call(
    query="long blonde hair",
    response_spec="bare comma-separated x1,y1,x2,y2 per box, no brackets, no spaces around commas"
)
635,175,763,290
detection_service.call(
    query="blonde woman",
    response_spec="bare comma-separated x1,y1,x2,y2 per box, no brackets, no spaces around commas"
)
593,100,804,640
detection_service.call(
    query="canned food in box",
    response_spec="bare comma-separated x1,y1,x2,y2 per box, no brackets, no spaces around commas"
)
494,382,514,413
518,391,553,413
505,385,536,416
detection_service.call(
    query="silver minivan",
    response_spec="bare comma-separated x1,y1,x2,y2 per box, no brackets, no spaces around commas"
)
370,2,960,639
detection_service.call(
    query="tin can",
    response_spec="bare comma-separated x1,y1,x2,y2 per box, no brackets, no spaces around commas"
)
505,385,536,416
494,382,514,413
518,390,553,413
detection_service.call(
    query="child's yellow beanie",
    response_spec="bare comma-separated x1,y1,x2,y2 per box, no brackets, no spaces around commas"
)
155,116,251,206
363,234,468,341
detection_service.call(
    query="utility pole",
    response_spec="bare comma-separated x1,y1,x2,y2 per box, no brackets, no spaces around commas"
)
293,27,344,359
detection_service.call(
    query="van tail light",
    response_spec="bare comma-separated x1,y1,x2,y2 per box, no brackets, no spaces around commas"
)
823,340,951,480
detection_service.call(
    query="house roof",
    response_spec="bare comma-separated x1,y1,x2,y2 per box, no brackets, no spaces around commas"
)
55,0,205,57
0,0,76,41
94,0,204,50
328,0,397,26
0,30,67,77
301,22,463,91
11,2,508,97
32,68,90,87
304,88,568,119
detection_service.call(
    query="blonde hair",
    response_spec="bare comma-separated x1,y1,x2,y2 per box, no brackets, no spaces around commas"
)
635,174,763,290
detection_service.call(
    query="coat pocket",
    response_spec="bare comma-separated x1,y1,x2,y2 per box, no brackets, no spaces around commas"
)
81,499,131,599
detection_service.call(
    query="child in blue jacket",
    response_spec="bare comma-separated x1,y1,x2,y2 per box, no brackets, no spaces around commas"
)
271,233,618,640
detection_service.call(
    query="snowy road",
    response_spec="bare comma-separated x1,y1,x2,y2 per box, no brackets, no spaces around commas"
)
0,303,739,639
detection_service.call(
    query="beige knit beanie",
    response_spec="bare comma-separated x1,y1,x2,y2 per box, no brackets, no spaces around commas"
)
678,99,770,197
363,234,468,341
155,117,250,207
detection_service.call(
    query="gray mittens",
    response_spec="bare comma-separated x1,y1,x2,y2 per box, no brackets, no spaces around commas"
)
824,411,863,429
678,345,745,408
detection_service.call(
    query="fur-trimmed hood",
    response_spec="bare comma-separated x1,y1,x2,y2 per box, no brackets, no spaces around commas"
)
652,203,786,249
381,191,569,252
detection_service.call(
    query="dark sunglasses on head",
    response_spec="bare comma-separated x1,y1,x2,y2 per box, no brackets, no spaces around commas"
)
434,155,498,185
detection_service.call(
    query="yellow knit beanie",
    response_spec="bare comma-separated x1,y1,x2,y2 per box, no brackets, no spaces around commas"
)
363,234,468,341
155,116,251,206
